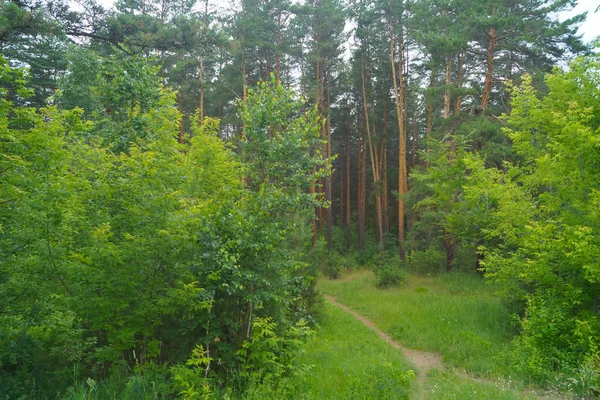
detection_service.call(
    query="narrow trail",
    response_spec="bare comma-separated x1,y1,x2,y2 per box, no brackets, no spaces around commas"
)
324,294,443,383
324,295,564,400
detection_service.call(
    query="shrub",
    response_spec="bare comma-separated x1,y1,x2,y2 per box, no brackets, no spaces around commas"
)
406,246,445,275
375,264,407,289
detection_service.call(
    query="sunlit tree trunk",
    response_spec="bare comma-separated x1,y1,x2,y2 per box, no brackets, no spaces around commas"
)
390,18,406,260
361,55,384,249
481,7,497,111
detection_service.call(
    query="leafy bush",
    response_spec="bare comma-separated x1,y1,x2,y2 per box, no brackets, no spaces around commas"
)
407,246,446,275
375,265,408,289
0,60,329,397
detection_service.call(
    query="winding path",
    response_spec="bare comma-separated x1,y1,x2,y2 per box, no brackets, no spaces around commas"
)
324,295,564,399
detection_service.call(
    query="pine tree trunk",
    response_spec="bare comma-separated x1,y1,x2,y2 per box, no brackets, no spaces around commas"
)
361,55,383,249
324,68,333,251
357,134,365,252
310,168,317,247
444,56,452,119
390,19,406,260
199,56,204,123
179,90,184,144
345,118,351,248
445,232,454,272
454,52,463,115
426,72,433,170
412,110,418,168
382,98,389,234
276,9,281,85
481,8,497,111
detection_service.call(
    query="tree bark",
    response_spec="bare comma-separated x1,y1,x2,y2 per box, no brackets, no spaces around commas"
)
275,8,282,85
357,131,366,252
454,52,463,115
345,117,351,248
481,8,497,111
382,98,389,234
390,18,406,260
444,55,452,119
361,54,384,249
445,232,454,272
199,56,204,123
426,71,433,170
324,68,333,250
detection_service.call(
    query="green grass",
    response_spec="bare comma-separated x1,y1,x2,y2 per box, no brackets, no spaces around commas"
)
243,301,416,399
423,370,537,400
317,270,515,378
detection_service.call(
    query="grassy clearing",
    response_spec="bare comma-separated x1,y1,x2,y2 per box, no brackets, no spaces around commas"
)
317,270,516,379
423,370,537,400
243,300,415,399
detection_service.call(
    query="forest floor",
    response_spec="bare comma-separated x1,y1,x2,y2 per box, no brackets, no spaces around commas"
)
312,270,570,400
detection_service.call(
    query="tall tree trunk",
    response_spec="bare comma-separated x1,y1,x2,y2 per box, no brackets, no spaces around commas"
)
454,52,463,115
275,9,282,85
179,90,184,144
357,133,365,252
390,18,406,260
426,71,433,170
411,110,418,168
179,52,184,144
481,8,497,111
199,56,204,123
324,68,333,251
310,168,317,247
345,117,351,248
445,232,454,272
382,98,389,234
444,56,452,119
361,55,384,249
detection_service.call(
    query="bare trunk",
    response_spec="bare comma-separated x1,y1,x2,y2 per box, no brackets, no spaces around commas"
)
445,231,454,272
382,98,389,234
454,52,463,115
357,133,366,252
481,10,496,111
179,51,184,144
179,90,184,144
276,9,282,85
199,56,204,123
310,168,317,247
426,72,433,170
361,55,384,249
390,18,406,261
325,68,333,251
411,110,418,168
444,56,452,119
345,118,351,248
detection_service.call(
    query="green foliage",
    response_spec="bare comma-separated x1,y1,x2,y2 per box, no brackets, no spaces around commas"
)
0,58,323,398
236,317,313,383
375,264,407,289
406,246,446,276
240,77,330,199
474,60,600,385
319,270,514,378
58,49,164,152
306,237,343,279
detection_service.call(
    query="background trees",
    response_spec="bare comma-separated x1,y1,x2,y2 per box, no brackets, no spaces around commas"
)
1,0,597,396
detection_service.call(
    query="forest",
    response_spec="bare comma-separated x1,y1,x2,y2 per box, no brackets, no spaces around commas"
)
1,0,600,398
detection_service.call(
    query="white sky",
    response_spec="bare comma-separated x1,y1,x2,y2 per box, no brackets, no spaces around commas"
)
94,0,600,44
560,0,600,43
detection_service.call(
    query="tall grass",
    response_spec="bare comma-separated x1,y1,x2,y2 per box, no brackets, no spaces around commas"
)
318,270,515,377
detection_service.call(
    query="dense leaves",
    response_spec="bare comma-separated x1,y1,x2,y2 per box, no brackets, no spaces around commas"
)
0,56,327,398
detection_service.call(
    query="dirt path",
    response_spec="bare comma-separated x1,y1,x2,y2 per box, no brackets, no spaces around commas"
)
324,294,443,385
324,295,564,399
